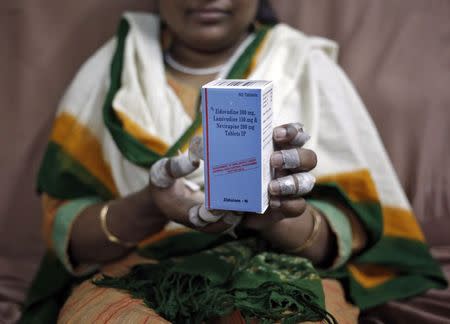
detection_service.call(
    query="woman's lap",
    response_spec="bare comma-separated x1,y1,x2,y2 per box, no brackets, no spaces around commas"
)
58,279,169,324
58,253,359,323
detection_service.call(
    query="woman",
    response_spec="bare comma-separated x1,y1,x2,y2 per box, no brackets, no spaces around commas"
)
21,0,446,323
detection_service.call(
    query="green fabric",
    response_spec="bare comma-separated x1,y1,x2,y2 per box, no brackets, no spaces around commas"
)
310,183,383,245
102,19,162,168
103,19,270,168
52,197,102,273
356,237,445,277
312,183,447,309
19,252,89,324
37,142,114,200
308,199,352,269
96,235,335,324
348,273,444,310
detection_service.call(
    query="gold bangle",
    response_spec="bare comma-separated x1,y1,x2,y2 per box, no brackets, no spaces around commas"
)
287,207,322,254
100,204,138,248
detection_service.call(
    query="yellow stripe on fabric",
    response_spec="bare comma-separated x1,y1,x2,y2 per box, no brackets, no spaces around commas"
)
245,29,271,78
383,206,425,242
114,110,169,155
348,264,397,289
317,170,425,242
51,112,118,195
317,169,379,202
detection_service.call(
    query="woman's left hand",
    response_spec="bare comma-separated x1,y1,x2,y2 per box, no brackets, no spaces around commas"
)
242,123,317,231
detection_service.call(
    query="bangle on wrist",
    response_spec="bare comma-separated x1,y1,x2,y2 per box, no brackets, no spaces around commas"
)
287,207,322,254
100,204,138,248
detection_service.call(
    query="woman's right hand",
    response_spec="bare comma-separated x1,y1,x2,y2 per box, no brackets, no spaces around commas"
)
148,139,241,235
147,177,201,226
148,178,239,234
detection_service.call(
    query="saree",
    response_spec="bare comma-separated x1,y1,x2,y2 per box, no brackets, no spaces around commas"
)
21,12,446,323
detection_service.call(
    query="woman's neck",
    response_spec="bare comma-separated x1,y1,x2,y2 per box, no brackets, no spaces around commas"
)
165,32,250,89
169,33,249,69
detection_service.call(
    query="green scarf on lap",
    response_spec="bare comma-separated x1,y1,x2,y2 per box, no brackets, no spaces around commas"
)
96,233,335,324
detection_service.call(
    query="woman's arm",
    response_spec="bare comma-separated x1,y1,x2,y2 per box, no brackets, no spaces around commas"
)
260,206,337,267
69,186,167,265
70,149,221,267
260,200,368,267
242,123,368,267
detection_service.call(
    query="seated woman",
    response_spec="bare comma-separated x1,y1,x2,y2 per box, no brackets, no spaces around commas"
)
21,0,446,323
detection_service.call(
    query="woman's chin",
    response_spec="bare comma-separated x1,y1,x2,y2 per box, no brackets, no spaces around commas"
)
184,29,245,53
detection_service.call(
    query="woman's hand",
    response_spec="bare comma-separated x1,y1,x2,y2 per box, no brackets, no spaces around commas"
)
242,124,336,265
242,123,317,232
149,124,318,237
149,139,241,235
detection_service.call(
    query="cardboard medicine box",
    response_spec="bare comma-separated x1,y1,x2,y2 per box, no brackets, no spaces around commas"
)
202,79,273,214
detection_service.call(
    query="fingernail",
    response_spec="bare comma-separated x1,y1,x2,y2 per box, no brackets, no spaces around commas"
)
270,152,284,168
270,198,281,208
273,127,287,140
269,180,280,195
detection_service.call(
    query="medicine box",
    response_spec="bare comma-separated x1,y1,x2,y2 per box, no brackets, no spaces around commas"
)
201,79,273,213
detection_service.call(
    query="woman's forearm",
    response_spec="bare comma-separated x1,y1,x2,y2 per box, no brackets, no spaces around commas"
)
70,186,167,265
261,206,337,267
